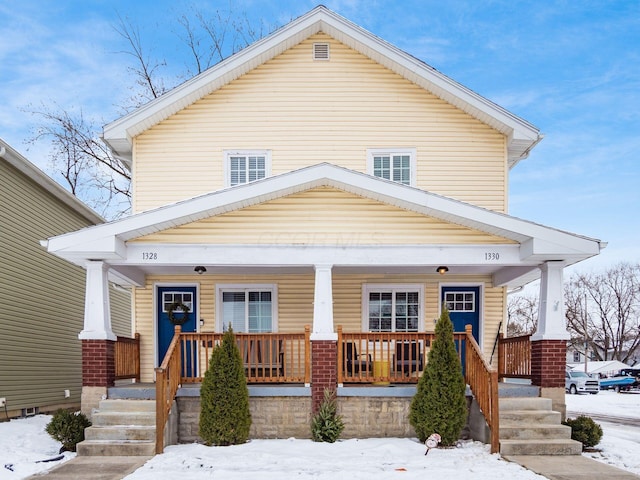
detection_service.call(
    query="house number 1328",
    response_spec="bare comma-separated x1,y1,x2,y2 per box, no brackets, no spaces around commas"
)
485,252,499,261
142,252,158,260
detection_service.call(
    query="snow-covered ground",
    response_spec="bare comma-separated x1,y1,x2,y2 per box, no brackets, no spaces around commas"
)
0,390,638,480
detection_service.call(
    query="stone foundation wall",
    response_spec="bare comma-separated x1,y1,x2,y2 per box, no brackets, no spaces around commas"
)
177,396,313,443
176,394,423,443
337,396,415,438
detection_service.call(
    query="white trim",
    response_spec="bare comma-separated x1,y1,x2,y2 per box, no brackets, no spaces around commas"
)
366,148,417,187
153,282,200,370
215,283,279,333
223,149,272,187
361,283,425,332
438,282,484,348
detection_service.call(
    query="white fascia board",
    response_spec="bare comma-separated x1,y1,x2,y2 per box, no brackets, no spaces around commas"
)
45,163,603,261
492,266,541,287
123,243,524,267
102,7,540,162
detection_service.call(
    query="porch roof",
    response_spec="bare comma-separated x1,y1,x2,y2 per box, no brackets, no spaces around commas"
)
102,6,541,169
44,163,604,288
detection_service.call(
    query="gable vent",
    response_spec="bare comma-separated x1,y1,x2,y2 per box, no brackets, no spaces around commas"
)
313,43,330,60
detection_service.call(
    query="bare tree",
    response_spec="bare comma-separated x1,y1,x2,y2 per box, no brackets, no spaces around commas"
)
565,262,640,364
27,7,274,219
506,293,538,336
26,103,131,218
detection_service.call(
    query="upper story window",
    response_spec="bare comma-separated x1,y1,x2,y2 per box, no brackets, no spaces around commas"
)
224,150,271,187
367,148,416,186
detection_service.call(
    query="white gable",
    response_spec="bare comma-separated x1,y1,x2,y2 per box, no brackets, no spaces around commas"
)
103,6,541,168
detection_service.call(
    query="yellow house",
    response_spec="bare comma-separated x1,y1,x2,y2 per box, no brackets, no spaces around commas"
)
45,6,603,455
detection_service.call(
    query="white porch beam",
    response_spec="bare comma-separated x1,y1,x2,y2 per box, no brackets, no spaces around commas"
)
492,265,540,287
79,260,117,341
531,261,569,341
311,264,337,341
123,243,524,267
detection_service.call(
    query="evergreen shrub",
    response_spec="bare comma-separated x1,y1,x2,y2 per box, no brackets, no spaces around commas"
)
199,326,251,446
311,388,344,443
409,308,467,446
45,409,91,452
563,415,603,449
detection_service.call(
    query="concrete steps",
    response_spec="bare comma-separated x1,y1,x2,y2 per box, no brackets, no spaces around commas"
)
77,399,156,457
499,396,582,456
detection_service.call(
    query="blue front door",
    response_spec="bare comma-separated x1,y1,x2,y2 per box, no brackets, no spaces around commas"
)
441,286,480,371
157,286,197,377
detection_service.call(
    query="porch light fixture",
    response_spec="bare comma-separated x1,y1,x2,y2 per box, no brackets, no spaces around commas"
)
194,266,207,274
436,266,449,275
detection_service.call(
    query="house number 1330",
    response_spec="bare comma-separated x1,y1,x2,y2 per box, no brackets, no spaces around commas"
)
142,252,158,260
485,252,500,261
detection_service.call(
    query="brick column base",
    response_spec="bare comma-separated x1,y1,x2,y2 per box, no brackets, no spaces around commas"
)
531,339,566,388
311,340,337,412
82,339,116,387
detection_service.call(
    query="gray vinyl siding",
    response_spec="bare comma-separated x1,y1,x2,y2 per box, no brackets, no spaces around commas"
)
0,159,130,415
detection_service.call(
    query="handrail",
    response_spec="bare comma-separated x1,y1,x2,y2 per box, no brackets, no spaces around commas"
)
155,325,183,454
464,325,499,454
498,333,531,379
115,334,140,381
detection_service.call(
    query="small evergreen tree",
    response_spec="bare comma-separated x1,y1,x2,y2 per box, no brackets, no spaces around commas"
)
409,309,467,446
311,389,344,443
199,326,251,446
563,415,603,449
45,409,91,452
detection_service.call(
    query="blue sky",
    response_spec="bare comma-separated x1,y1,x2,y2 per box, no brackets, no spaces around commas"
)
1,1,638,273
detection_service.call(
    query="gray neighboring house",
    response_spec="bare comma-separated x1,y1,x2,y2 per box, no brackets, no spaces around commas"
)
0,139,131,419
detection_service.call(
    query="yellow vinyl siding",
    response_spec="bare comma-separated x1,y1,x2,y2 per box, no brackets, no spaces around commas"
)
135,272,501,381
133,33,506,213
132,187,514,245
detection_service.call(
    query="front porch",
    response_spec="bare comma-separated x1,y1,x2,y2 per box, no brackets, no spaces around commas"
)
113,324,510,453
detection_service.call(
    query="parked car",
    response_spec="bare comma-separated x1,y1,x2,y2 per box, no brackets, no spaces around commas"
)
565,369,600,394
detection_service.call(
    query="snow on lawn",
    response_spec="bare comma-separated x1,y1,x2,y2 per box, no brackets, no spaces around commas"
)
566,390,640,475
123,438,545,480
0,414,75,480
1,390,638,480
566,389,640,419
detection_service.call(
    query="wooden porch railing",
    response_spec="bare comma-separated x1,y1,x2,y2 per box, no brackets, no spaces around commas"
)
464,325,499,454
155,326,183,454
177,327,311,384
498,333,531,379
337,327,466,384
114,334,140,381
154,327,311,453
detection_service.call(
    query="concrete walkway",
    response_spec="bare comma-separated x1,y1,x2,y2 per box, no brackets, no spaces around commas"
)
24,456,151,480
506,455,640,479
26,453,640,480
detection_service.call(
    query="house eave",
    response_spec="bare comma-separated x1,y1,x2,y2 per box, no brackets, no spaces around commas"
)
102,6,541,166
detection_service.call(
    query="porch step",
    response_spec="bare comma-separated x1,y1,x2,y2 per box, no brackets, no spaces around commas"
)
77,440,156,457
78,399,156,457
498,397,581,456
500,439,582,456
91,411,155,427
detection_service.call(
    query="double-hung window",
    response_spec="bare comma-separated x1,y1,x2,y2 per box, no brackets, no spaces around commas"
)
217,284,277,333
367,148,416,186
363,284,424,332
224,150,271,186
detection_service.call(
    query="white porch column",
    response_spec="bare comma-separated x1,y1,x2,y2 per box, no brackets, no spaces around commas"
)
311,264,337,341
532,261,569,341
79,260,116,341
